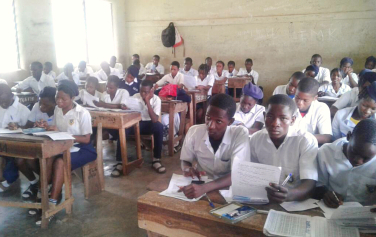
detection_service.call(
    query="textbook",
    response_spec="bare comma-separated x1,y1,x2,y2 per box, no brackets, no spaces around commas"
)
32,131,75,141
0,128,23,134
263,210,359,237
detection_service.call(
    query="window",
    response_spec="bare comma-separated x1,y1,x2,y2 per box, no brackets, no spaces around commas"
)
0,0,19,72
52,0,114,67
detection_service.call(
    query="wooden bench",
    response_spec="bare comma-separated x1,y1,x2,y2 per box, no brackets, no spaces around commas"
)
228,77,252,102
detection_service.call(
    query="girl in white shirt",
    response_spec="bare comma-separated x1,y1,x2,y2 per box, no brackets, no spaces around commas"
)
76,77,102,107
195,64,214,123
318,68,351,98
93,75,129,109
340,57,359,88
213,61,229,94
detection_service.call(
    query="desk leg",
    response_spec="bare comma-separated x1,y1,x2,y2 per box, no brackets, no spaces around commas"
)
192,96,196,125
234,88,237,100
119,128,128,175
96,123,105,190
39,158,49,229
63,150,72,214
178,108,187,147
134,122,142,163
168,105,174,156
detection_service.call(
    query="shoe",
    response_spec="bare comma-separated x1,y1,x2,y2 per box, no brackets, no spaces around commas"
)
22,183,39,200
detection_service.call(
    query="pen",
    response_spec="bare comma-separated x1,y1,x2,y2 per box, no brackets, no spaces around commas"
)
205,194,215,208
10,115,13,121
257,210,269,215
332,191,342,205
281,173,292,186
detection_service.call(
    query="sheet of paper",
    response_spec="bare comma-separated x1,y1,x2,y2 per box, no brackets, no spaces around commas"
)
280,199,319,212
263,210,310,237
0,128,23,134
32,131,75,141
232,158,281,204
219,188,233,203
184,75,197,90
317,200,376,219
311,216,359,237
159,174,212,202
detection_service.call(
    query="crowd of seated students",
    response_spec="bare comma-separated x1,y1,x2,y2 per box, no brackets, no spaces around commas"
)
1,52,376,227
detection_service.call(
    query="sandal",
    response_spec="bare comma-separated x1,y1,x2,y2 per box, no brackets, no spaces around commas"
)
0,182,9,193
111,163,123,177
22,183,39,200
152,161,166,174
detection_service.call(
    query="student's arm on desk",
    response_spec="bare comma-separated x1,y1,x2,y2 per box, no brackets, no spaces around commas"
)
266,179,316,203
315,186,344,208
93,100,121,109
315,134,332,144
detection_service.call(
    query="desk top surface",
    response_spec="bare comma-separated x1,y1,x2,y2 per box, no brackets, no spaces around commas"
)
0,133,51,143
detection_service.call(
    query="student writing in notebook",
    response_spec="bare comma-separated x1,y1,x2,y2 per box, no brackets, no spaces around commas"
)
179,94,250,199
179,57,198,77
237,58,259,85
43,62,56,79
332,82,376,140
233,82,265,135
75,77,103,107
93,75,129,109
250,94,318,203
273,71,305,99
119,65,140,96
316,119,376,207
318,68,351,98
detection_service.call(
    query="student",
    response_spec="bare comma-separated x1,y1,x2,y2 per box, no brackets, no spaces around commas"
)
316,119,376,206
145,55,165,74
304,65,319,79
293,77,332,144
250,94,318,203
205,57,216,74
273,72,305,98
227,61,238,77
195,64,215,123
237,58,259,85
74,61,93,79
213,61,229,85
109,56,123,74
26,86,56,128
43,62,56,79
12,61,55,96
179,57,198,77
0,84,30,192
318,68,351,98
39,80,96,225
340,57,359,88
56,63,80,85
94,75,129,108
112,80,164,176
119,65,140,96
233,82,265,135
330,71,376,117
365,56,376,70
179,94,250,199
76,77,103,107
332,82,376,140
155,61,184,89
302,54,331,85
95,61,122,81
132,54,146,79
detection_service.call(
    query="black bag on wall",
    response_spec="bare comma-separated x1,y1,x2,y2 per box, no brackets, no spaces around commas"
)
161,22,176,47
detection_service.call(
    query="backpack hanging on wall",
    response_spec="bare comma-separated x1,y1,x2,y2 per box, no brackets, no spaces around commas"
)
161,22,185,57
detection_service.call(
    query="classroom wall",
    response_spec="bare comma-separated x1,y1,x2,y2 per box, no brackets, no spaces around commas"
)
0,0,128,86
123,0,376,99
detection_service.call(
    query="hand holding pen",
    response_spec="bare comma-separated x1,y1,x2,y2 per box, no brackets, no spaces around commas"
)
265,173,292,204
323,190,343,208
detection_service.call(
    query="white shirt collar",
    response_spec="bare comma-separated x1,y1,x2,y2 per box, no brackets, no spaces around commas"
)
11,96,20,109
203,126,232,145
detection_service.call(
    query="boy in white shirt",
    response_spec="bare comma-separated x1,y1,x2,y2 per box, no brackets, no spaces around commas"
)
76,77,103,107
43,62,56,79
94,75,129,109
302,54,331,85
56,63,80,85
12,61,55,96
250,94,318,203
95,61,122,81
110,56,123,74
233,82,265,135
340,57,359,88
316,119,376,207
293,77,332,144
155,61,184,89
179,57,198,77
273,71,305,99
179,93,250,199
145,55,165,75
237,58,259,85
365,56,376,70
132,54,146,79
195,64,215,123
227,61,238,77
205,57,216,74
74,61,93,79
318,68,351,98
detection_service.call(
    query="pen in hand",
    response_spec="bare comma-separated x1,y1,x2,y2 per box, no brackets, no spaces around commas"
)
281,173,292,187
205,194,215,208
332,191,343,206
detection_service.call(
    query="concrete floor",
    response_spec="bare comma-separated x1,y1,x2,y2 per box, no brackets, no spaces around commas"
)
0,141,182,237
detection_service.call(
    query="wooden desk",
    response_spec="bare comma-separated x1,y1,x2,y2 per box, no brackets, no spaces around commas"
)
89,110,143,175
212,80,226,95
146,74,164,84
13,92,38,107
187,90,208,125
161,101,187,156
0,134,74,229
228,77,252,102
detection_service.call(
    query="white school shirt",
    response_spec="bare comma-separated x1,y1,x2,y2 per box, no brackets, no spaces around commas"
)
273,85,288,95
227,69,238,77
156,72,185,87
209,65,216,74
76,89,102,108
113,63,123,73
43,71,56,79
28,102,55,126
56,72,80,85
95,67,122,81
342,73,359,87
132,93,161,121
180,124,250,180
233,103,265,129
237,68,259,84
145,62,165,74
74,66,94,78
302,67,331,84
293,100,332,135
179,68,198,77
318,83,351,98
54,103,92,136
213,70,230,86
332,87,359,110
250,128,318,189
317,138,376,205
196,74,215,95
12,74,55,96
0,96,30,128
331,106,376,141
139,63,146,76
102,89,129,105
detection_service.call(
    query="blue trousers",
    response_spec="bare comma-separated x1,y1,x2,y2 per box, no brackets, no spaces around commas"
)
3,157,19,184
71,143,97,171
